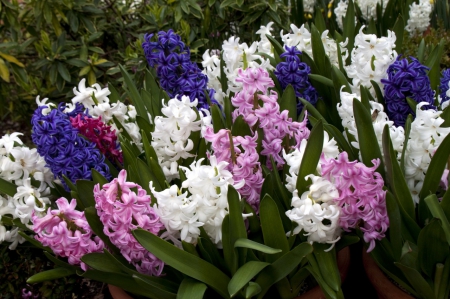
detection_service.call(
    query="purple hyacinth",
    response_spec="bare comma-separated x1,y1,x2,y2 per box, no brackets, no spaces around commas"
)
274,46,318,115
142,30,217,110
31,103,111,190
439,69,450,105
381,56,436,127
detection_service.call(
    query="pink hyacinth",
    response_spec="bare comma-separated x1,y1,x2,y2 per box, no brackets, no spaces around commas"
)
94,169,165,276
70,115,123,163
321,152,389,252
32,198,105,270
231,67,310,169
204,128,263,211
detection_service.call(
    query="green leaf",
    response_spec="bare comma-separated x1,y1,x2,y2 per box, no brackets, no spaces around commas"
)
296,120,324,195
177,278,207,299
81,253,125,273
211,104,226,133
91,169,109,187
76,180,96,208
417,218,450,277
228,261,270,297
119,65,150,124
382,125,415,219
228,185,248,271
269,156,292,211
342,0,355,65
385,191,403,261
300,98,328,124
265,34,284,62
311,244,341,292
0,177,17,196
420,129,450,201
424,195,450,246
353,99,385,178
280,84,297,120
259,194,290,263
27,268,75,284
395,262,436,299
310,24,328,77
255,242,313,299
231,115,252,137
245,282,262,298
133,229,230,298
57,62,71,82
234,239,282,254
437,257,450,299
308,74,334,87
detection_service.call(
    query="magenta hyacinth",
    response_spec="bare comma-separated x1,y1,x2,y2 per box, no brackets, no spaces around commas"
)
232,67,310,169
94,169,165,276
32,198,105,270
321,152,389,252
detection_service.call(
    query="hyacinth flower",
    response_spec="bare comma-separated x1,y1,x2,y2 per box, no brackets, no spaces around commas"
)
203,128,264,211
231,67,310,168
274,46,318,114
382,56,436,127
70,115,123,165
32,197,105,270
31,103,111,190
142,29,217,111
439,68,450,107
94,169,165,276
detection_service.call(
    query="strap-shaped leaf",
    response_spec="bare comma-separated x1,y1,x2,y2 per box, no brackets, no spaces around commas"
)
177,278,207,299
296,119,324,196
308,74,334,88
245,282,262,298
119,65,150,124
81,253,125,274
395,262,436,299
132,229,230,298
259,194,290,263
353,99,385,179
228,261,270,297
27,268,75,283
385,191,403,261
437,256,450,299
310,24,328,77
234,238,282,254
342,0,355,65
425,195,450,246
91,169,109,187
417,218,450,277
254,242,313,299
76,180,96,208
382,125,415,219
419,132,450,201
0,177,17,197
311,244,341,293
231,115,252,137
279,84,297,120
211,104,226,133
228,185,248,271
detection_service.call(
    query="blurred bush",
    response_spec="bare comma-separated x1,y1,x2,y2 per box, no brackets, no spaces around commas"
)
0,0,290,126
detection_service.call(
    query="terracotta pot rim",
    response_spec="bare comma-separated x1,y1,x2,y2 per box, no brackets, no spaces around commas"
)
362,250,415,299
108,284,134,299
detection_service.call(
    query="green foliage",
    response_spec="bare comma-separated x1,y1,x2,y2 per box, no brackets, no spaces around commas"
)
0,0,290,129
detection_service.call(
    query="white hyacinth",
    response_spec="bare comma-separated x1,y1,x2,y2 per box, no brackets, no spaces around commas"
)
405,0,432,35
283,132,340,193
281,24,348,67
337,88,405,155
404,103,450,203
286,176,341,249
151,96,208,181
0,133,53,249
356,0,387,21
151,157,244,246
334,0,349,30
202,23,275,102
345,27,397,96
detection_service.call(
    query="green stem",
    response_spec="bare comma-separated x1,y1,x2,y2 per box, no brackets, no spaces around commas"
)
228,130,236,165
435,263,444,298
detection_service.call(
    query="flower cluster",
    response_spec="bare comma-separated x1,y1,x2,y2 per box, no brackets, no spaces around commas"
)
94,170,165,275
403,103,450,203
382,57,435,127
32,197,105,270
275,46,318,114
439,69,450,108
202,23,275,103
281,24,348,67
345,27,397,96
356,0,386,21
142,30,216,110
152,96,208,181
151,157,244,245
204,129,263,211
231,68,310,168
405,0,432,35
70,115,123,164
31,103,111,189
0,133,53,249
